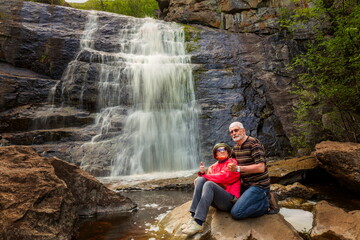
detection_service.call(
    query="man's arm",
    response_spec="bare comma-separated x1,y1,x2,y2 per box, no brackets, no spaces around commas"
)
228,162,265,173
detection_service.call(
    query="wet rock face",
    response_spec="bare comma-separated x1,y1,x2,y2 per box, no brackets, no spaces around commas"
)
315,141,360,194
0,146,136,239
0,63,55,112
0,1,85,79
190,26,295,160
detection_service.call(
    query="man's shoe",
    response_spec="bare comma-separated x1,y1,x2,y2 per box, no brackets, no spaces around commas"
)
268,191,280,214
182,220,204,235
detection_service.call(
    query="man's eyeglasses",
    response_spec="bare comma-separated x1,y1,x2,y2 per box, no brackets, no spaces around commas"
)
229,128,240,134
217,147,227,152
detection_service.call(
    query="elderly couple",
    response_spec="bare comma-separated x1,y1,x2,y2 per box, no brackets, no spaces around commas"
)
182,121,277,235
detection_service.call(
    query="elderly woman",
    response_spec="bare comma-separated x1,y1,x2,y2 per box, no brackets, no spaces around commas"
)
182,143,240,235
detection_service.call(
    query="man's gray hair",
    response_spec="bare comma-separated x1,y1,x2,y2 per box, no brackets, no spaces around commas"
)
229,122,244,130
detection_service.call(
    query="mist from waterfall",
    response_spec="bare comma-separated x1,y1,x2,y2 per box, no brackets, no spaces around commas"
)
68,12,200,176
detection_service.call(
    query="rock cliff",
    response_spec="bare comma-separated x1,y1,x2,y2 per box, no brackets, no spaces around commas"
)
157,0,311,36
0,1,303,173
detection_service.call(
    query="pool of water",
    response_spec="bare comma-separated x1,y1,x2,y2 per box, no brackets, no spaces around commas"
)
73,190,193,240
280,208,313,232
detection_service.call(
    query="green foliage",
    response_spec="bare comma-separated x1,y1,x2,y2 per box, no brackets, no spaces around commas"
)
39,54,47,62
282,0,360,149
69,0,159,18
24,0,69,6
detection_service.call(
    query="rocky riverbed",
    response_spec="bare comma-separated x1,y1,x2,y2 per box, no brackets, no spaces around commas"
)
1,142,360,239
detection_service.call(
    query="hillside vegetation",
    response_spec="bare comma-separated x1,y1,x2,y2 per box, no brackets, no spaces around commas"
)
281,0,360,150
24,0,158,18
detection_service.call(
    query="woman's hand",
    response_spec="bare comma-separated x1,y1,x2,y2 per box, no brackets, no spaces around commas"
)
199,162,206,173
194,177,198,185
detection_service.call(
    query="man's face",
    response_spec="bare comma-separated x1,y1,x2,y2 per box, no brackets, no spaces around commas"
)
229,126,245,142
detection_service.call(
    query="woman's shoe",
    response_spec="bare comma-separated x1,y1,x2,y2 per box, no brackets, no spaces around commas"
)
182,221,204,235
180,217,194,230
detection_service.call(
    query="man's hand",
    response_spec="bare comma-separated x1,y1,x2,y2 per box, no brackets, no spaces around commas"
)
228,162,237,172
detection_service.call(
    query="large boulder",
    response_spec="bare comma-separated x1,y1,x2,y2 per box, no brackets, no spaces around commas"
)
158,201,302,240
51,156,136,216
315,141,360,194
0,146,76,240
0,146,136,239
311,201,360,240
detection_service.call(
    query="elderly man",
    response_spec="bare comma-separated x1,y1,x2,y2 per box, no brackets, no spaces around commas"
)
228,121,272,219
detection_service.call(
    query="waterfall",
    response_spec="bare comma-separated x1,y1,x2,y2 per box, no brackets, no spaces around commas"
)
109,19,200,176
70,12,200,176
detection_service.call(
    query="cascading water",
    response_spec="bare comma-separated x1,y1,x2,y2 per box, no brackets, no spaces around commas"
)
110,20,200,176
67,12,200,176
60,11,98,108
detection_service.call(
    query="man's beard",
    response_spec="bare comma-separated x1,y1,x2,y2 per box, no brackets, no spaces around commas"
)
232,135,244,142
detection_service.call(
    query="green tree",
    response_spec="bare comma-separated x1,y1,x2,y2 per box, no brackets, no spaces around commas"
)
282,0,360,149
24,0,69,6
70,0,159,18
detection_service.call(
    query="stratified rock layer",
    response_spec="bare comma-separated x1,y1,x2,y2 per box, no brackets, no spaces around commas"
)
157,0,313,36
315,141,360,194
268,156,319,184
0,146,136,240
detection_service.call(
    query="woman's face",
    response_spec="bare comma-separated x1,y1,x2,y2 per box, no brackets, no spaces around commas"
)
215,147,229,160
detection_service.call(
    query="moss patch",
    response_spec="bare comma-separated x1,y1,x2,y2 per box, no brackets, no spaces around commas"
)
182,24,201,53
